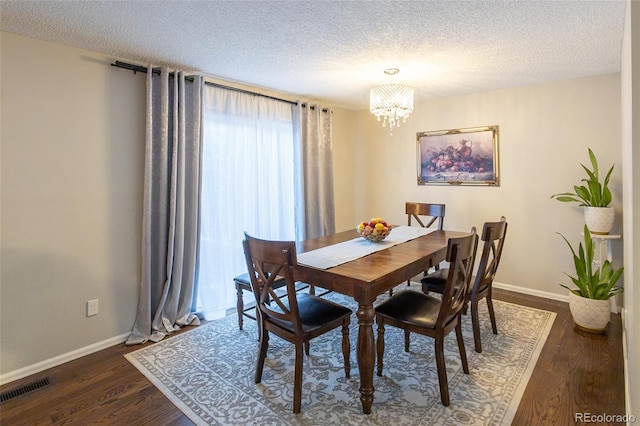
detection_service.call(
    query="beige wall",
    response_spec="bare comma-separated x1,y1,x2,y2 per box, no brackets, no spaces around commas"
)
330,108,357,232
345,74,622,299
1,32,145,378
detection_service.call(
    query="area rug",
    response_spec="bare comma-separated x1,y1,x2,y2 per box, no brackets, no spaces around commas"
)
125,286,555,425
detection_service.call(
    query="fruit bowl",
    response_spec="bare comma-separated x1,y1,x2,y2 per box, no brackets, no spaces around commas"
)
357,218,392,242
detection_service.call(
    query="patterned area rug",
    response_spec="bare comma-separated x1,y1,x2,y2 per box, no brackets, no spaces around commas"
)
125,286,555,425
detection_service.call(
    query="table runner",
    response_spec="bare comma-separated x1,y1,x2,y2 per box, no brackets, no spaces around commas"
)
296,225,434,269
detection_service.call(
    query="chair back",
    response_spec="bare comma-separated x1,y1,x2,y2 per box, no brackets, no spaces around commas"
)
242,233,302,334
438,228,478,328
471,216,508,294
406,202,445,230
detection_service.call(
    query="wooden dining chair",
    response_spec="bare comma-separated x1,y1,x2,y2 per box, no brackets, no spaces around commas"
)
392,202,446,294
234,273,316,331
422,217,508,352
234,272,284,331
406,202,446,230
242,233,352,413
375,228,477,406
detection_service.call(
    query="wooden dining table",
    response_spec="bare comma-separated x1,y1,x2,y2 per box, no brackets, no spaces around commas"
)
294,228,468,414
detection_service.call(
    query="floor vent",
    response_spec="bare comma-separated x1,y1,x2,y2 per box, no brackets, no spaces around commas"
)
0,377,52,403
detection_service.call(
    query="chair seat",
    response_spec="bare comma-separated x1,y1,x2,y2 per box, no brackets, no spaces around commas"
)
421,268,448,294
268,293,352,333
234,272,286,289
422,269,485,295
376,291,441,329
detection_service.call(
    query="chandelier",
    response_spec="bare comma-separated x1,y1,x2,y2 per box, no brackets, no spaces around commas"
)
369,68,414,134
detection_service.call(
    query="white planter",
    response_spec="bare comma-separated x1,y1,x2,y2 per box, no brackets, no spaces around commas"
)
568,291,611,333
584,206,614,235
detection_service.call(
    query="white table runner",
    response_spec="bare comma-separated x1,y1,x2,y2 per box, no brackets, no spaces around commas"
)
296,225,435,269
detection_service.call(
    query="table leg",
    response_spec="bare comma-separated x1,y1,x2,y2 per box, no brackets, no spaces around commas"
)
356,302,375,414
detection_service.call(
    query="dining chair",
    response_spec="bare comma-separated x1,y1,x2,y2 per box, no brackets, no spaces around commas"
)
406,202,446,230
234,273,317,331
392,202,446,294
422,216,508,352
242,233,352,413
234,272,285,331
375,228,478,406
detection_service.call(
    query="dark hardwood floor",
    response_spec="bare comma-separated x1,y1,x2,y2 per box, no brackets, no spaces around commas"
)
0,288,625,425
497,290,626,426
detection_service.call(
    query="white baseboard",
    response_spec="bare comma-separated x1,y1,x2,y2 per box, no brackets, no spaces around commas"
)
493,281,569,303
0,332,130,386
493,281,622,313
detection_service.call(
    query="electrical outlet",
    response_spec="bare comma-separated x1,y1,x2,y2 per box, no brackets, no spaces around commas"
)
87,299,99,317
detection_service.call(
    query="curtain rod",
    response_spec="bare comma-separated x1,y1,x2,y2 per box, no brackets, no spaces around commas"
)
111,60,301,106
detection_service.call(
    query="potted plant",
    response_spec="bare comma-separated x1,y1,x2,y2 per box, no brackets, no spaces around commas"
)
558,225,623,332
551,148,615,234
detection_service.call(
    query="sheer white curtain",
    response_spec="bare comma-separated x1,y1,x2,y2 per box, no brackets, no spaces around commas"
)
197,86,296,319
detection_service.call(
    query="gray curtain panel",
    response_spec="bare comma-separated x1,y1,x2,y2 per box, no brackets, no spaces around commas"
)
293,103,335,240
127,68,203,345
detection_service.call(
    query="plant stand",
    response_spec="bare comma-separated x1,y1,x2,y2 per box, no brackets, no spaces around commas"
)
582,232,622,314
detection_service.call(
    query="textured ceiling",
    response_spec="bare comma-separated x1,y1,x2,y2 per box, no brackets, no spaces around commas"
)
0,0,627,110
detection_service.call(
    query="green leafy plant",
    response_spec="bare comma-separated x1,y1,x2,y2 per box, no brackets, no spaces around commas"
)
551,148,614,207
558,225,623,299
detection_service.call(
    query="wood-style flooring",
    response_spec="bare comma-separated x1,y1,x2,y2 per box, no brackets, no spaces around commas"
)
0,288,625,425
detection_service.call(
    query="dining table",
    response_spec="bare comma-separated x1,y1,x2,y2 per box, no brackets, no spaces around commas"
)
294,227,468,414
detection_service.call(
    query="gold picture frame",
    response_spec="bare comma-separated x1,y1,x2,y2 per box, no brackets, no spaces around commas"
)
417,125,500,186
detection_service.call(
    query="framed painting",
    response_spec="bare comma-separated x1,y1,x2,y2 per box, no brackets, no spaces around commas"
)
417,125,499,186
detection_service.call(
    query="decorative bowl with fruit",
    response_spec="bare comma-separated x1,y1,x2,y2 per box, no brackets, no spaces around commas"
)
357,218,393,242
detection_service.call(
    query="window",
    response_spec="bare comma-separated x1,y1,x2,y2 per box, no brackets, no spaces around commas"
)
196,86,296,319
